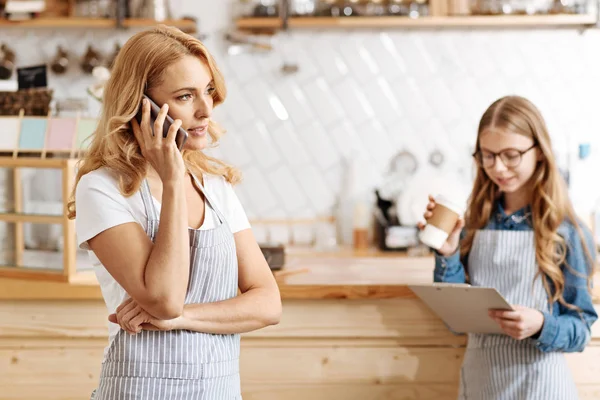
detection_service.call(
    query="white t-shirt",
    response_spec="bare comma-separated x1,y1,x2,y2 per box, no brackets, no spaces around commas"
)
75,167,250,351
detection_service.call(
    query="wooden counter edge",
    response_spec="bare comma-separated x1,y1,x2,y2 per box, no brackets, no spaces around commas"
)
1,277,598,303
0,276,421,300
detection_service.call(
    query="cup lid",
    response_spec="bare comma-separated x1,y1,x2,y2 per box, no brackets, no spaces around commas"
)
435,194,465,215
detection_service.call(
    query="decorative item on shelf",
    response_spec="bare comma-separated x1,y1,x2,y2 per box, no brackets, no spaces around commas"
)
314,0,343,16
552,0,590,14
365,0,388,15
81,45,103,75
4,0,45,21
0,43,15,80
251,0,279,16
291,0,316,16
130,0,172,20
388,0,410,15
408,0,429,17
448,0,471,15
50,46,69,75
97,0,116,18
0,87,53,116
340,0,365,16
235,0,255,18
471,0,556,15
16,64,47,90
73,0,115,18
73,0,97,17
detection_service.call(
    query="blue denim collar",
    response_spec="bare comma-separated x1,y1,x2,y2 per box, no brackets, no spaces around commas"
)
495,200,532,225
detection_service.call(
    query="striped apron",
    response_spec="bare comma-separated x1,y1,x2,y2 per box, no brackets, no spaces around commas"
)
92,175,242,400
458,230,578,400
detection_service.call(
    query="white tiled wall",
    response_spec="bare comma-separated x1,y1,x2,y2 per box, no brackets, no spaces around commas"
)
213,28,600,226
3,3,600,243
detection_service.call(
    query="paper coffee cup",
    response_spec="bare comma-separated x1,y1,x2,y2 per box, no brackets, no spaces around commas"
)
419,195,463,250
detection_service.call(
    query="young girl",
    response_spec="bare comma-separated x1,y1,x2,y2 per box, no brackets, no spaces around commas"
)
420,95,597,399
69,26,281,399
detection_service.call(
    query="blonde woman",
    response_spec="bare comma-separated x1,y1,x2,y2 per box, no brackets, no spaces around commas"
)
419,96,597,399
68,26,281,399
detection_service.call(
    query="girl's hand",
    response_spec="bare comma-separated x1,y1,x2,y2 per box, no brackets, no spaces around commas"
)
417,194,465,256
489,305,544,340
109,297,182,334
131,98,186,184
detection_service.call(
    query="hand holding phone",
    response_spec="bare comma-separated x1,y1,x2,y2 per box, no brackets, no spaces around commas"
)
134,94,188,151
131,96,186,184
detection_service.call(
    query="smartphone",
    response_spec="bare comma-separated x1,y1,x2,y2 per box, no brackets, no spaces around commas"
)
134,94,188,151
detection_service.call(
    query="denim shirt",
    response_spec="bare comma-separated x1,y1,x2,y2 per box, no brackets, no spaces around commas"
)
434,202,598,353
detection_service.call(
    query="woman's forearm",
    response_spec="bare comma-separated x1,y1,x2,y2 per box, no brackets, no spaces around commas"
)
177,288,282,334
144,180,190,317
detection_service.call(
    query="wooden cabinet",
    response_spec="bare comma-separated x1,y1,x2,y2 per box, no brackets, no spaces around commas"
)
1,298,599,399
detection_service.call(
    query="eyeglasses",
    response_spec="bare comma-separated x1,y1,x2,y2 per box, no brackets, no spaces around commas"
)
473,144,536,169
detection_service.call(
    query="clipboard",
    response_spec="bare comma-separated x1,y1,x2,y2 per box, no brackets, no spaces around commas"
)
409,283,514,334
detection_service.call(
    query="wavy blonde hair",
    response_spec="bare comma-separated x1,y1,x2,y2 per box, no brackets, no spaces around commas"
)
67,25,240,219
461,95,594,309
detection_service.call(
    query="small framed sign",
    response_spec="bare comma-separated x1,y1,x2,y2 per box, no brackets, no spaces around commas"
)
17,64,47,90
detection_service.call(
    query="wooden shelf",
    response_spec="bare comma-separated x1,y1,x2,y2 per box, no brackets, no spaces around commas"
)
0,18,196,30
0,213,63,224
0,157,74,168
236,14,598,30
0,266,67,282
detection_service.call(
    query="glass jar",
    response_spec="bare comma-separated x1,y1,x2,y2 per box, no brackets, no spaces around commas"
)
471,0,505,14
408,0,429,17
235,0,279,18
340,0,365,16
315,0,343,16
365,0,388,15
388,0,410,15
291,0,317,16
254,0,279,16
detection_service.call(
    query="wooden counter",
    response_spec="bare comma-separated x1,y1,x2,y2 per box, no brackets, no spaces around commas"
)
1,248,598,301
0,249,436,300
1,249,599,400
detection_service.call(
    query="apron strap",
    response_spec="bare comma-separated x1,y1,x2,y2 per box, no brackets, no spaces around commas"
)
141,174,226,227
140,179,159,222
190,173,226,225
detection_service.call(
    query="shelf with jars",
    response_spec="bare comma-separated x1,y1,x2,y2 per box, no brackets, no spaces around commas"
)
234,0,598,29
0,18,197,30
0,0,197,31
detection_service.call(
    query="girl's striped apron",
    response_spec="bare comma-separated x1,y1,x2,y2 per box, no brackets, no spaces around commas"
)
459,230,578,400
92,175,242,399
